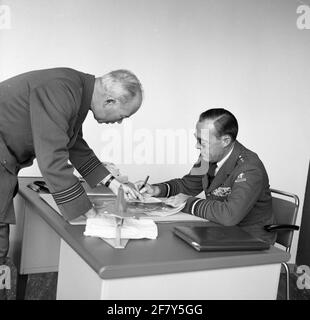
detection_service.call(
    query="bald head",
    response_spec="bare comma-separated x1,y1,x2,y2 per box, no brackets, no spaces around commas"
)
91,69,143,124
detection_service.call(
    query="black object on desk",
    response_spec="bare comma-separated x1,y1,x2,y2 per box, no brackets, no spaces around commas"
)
33,181,50,192
27,179,115,195
174,225,270,252
27,181,50,193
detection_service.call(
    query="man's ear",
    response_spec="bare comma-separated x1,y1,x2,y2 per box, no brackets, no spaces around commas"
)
222,135,232,147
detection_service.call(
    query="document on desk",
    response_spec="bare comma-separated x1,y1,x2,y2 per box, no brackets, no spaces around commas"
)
141,213,206,223
39,193,158,238
84,215,158,239
39,194,206,224
127,197,206,223
127,197,185,216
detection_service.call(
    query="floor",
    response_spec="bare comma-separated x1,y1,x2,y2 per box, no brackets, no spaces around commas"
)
24,272,58,300
1,267,310,300
276,269,310,300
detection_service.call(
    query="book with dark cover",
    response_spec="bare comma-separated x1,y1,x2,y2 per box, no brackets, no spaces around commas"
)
173,225,270,252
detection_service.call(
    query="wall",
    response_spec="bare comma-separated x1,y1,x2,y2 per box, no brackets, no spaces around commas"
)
1,0,309,262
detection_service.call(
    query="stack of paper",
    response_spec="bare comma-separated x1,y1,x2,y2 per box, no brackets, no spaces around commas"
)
84,214,158,239
127,197,186,217
143,202,186,217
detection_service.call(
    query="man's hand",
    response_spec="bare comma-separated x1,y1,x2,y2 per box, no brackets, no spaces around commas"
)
68,207,97,224
108,178,143,200
164,193,191,207
84,207,97,218
134,180,160,197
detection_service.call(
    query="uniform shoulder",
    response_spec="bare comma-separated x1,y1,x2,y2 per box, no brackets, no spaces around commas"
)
235,143,265,172
24,67,89,91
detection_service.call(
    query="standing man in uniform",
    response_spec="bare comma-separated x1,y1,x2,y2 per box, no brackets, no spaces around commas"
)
137,108,276,244
0,67,143,263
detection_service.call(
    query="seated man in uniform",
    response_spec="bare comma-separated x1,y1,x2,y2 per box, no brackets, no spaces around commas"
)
0,68,143,264
136,108,276,244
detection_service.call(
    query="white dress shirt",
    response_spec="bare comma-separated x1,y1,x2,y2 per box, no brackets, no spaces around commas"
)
195,144,235,199
214,144,235,175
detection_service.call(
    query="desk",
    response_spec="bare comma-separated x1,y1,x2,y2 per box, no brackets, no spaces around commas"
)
9,177,290,299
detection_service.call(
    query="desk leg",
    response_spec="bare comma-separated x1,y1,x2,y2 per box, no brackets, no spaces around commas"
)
9,195,60,275
9,194,61,300
57,240,103,299
16,274,28,300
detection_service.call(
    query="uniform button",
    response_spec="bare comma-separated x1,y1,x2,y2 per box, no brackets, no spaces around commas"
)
3,160,7,164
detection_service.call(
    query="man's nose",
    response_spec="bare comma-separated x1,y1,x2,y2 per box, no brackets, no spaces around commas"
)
196,142,201,149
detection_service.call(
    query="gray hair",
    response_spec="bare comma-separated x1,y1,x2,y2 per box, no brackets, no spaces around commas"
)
101,69,143,102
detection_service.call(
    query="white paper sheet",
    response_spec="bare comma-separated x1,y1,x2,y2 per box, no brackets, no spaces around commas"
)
39,193,206,224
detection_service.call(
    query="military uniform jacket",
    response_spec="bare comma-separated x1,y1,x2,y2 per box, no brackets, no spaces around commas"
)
0,68,110,223
155,141,276,244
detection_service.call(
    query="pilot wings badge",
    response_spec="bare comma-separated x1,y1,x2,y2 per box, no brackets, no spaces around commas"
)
235,172,247,183
211,187,232,197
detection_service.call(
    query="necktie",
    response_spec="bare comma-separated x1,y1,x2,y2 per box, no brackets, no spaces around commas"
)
207,162,217,188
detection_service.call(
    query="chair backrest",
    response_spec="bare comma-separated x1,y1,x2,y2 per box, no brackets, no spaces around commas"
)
270,188,299,251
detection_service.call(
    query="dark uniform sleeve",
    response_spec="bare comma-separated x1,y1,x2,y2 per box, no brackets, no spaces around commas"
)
183,164,265,226
154,174,204,197
69,129,110,187
153,157,205,198
29,81,92,220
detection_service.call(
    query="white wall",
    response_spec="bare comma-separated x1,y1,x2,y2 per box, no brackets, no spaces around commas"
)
1,0,309,262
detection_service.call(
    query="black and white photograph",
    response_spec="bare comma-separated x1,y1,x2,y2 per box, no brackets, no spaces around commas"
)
0,0,309,308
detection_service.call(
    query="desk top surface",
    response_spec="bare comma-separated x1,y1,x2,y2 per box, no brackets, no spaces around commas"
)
18,177,290,279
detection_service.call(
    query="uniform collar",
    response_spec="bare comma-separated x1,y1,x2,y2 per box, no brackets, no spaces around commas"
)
75,73,95,131
79,73,95,118
215,144,234,174
218,140,244,175
206,140,244,192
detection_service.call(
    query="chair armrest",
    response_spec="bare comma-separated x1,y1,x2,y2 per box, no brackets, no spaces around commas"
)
264,224,300,232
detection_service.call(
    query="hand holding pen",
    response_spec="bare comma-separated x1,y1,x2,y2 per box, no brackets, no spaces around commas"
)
139,175,150,191
135,176,160,197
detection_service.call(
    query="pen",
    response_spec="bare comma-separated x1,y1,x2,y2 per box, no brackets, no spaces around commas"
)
139,175,150,191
